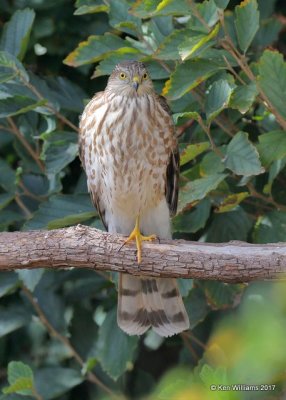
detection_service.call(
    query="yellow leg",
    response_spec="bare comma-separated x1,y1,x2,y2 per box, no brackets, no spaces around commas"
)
124,216,156,263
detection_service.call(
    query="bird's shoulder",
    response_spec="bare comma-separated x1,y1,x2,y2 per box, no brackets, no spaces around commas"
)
81,91,105,122
156,94,172,117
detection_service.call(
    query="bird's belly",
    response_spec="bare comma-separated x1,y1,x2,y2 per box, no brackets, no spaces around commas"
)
101,152,166,216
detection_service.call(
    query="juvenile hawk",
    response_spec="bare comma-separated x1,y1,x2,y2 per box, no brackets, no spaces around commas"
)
79,61,190,336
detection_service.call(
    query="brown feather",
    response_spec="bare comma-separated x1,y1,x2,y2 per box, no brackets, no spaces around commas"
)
79,92,108,230
157,95,180,216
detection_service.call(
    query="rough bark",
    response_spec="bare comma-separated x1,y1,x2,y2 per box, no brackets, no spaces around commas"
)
0,225,285,283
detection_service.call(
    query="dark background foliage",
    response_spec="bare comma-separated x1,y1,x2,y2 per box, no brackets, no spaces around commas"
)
0,0,286,399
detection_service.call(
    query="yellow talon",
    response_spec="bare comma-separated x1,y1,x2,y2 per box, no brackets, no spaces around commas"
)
124,216,156,263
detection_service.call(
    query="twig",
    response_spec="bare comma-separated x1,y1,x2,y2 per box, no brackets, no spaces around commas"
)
189,0,211,32
193,88,235,138
22,286,118,398
18,181,47,201
219,12,286,131
15,194,33,219
246,182,286,212
1,226,286,283
180,332,199,361
32,387,43,400
20,76,80,133
176,119,195,138
196,115,224,158
182,331,207,350
7,117,45,172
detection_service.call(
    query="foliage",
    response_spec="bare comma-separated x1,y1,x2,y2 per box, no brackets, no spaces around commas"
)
0,0,286,399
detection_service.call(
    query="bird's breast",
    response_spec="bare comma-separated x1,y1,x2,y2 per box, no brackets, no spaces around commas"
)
91,94,175,211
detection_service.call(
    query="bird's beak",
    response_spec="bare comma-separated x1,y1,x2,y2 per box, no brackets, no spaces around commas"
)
132,76,140,91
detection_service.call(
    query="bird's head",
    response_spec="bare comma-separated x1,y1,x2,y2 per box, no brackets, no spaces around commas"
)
106,60,154,97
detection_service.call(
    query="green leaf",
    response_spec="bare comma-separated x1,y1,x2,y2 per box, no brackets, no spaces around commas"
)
199,48,238,67
235,0,259,52
185,288,209,329
109,0,141,35
163,59,224,100
214,0,230,9
0,211,23,231
173,198,211,232
95,307,139,380
172,112,199,127
0,273,19,298
3,378,33,396
46,77,86,112
205,79,233,122
0,8,35,60
23,194,97,230
7,362,33,385
254,17,282,49
200,152,225,175
74,0,109,15
0,97,47,118
32,272,67,334
130,0,190,18
0,193,14,210
0,51,29,83
216,192,249,213
155,29,191,60
178,173,227,212
0,158,16,192
199,365,227,389
17,270,45,292
180,142,210,166
178,279,193,297
92,50,141,78
0,305,31,338
179,24,220,61
64,33,134,67
74,5,108,14
254,211,286,243
258,50,286,121
41,131,78,175
257,0,276,19
35,368,83,400
144,59,171,79
202,281,244,310
81,358,97,376
206,207,252,242
230,82,258,114
258,130,286,166
224,131,264,176
4,362,34,396
263,158,286,195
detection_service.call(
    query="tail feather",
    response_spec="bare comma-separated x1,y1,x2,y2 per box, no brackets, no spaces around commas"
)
117,274,189,337
117,274,150,335
155,278,190,335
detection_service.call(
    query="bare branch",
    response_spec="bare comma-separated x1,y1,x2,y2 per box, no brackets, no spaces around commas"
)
0,225,286,283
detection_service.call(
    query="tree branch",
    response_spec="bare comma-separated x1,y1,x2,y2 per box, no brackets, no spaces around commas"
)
1,225,286,283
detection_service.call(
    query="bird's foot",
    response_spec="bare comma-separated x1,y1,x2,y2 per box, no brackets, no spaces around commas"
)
124,216,156,264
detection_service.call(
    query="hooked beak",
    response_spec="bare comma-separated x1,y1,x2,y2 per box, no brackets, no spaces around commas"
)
132,76,140,91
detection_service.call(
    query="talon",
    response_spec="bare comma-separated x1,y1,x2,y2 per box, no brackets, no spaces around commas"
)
123,216,156,263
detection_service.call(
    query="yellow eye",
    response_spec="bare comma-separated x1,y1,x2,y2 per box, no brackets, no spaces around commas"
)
143,73,148,80
120,72,126,79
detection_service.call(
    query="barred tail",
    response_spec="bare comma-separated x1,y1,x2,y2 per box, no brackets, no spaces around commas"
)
117,274,189,337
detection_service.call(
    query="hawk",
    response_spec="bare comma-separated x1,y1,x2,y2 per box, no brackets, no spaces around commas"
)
79,61,190,336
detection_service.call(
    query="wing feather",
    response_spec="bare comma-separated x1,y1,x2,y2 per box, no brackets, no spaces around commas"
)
79,92,108,230
157,95,179,216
